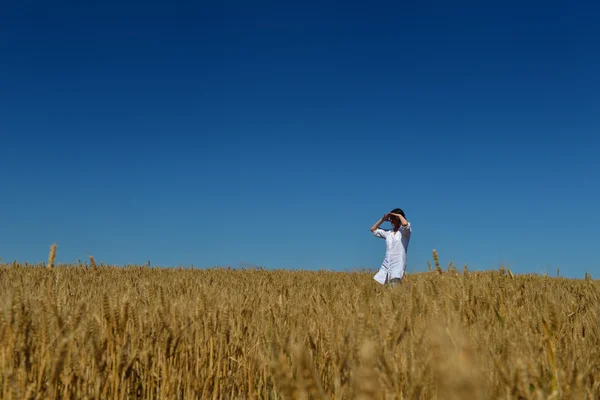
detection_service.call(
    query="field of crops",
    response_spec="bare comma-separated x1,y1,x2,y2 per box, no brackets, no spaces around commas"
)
1,253,599,399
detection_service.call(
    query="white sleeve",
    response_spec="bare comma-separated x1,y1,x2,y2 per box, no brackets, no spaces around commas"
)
400,222,412,236
372,228,388,239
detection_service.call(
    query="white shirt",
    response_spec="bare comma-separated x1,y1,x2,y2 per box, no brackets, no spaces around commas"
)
372,223,411,284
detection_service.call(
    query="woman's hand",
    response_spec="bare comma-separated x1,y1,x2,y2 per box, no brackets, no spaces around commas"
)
371,213,389,232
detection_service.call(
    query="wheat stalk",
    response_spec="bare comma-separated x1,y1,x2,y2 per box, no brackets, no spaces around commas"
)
47,243,57,269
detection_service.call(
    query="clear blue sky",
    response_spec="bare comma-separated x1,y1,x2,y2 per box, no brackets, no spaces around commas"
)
1,1,598,277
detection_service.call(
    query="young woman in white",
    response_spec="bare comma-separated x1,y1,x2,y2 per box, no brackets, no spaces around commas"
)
370,208,411,286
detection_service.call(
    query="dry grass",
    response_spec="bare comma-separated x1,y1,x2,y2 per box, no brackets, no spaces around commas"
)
0,254,599,399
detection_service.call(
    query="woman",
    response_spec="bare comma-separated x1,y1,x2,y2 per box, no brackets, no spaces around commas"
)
370,208,412,286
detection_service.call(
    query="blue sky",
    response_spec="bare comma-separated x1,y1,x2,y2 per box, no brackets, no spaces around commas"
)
1,1,598,277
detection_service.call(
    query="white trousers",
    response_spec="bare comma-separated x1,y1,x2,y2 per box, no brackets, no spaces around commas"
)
373,263,405,285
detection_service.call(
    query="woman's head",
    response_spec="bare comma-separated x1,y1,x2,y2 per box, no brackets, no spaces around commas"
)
389,208,405,227
390,208,405,218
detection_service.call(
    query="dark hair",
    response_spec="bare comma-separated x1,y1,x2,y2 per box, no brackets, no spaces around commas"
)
390,208,405,218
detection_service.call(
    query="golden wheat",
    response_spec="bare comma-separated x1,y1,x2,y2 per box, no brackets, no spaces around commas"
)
0,255,599,399
47,244,57,270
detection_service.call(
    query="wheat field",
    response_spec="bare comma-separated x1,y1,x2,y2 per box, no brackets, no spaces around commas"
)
0,250,599,399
